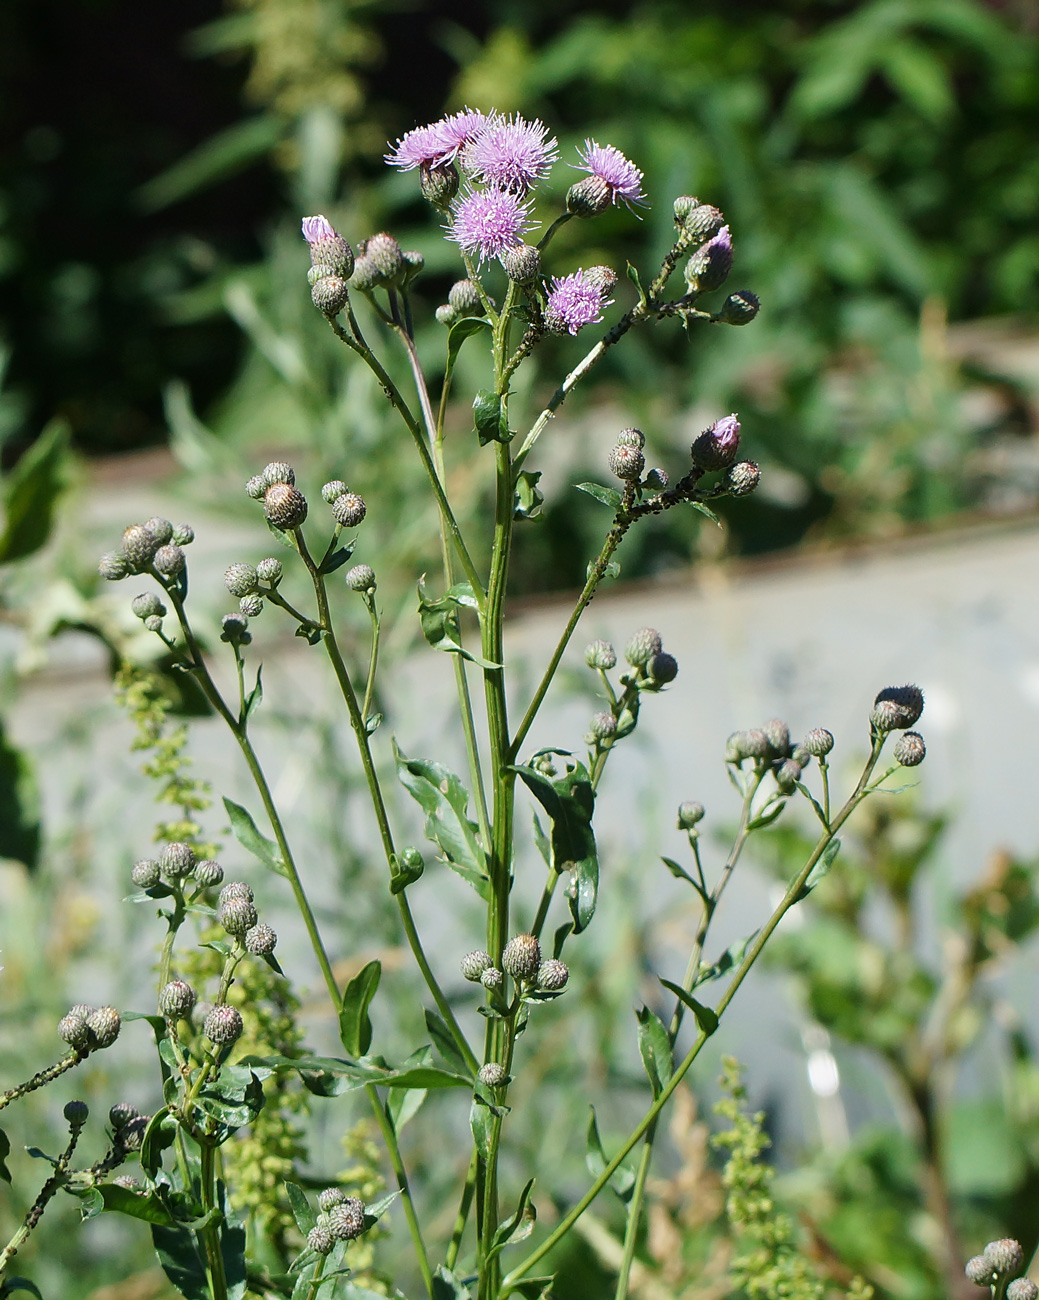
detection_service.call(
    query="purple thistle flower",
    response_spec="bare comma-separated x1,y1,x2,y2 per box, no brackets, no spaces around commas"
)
447,187,536,262
466,113,558,193
544,268,614,336
691,413,741,470
573,140,647,210
302,215,337,243
434,108,489,162
384,124,446,171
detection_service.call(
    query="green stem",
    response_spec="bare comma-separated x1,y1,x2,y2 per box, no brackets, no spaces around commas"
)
365,1084,435,1298
447,1150,479,1271
0,1052,84,1114
199,1142,228,1300
361,595,381,725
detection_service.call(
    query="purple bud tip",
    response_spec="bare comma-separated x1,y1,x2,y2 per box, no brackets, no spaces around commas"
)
712,413,740,447
302,215,337,244
711,224,732,253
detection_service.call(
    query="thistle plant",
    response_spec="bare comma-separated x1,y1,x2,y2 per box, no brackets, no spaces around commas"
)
0,107,960,1300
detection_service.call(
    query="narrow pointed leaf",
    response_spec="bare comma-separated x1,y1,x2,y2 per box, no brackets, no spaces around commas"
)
636,1006,673,1095
222,796,286,877
659,979,719,1035
339,960,381,1056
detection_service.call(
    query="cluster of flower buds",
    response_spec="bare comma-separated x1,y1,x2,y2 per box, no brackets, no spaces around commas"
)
130,843,224,892
321,480,367,529
108,1101,149,1152
57,1004,121,1054
98,517,194,584
623,627,678,691
965,1240,1036,1299
217,880,278,958
218,555,284,632
307,1188,370,1255
870,685,926,765
461,938,568,997
726,718,822,792
246,462,308,532
606,427,665,489
435,278,489,327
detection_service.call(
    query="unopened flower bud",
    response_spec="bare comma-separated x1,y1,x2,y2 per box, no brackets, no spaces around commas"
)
1007,1281,1038,1300
364,232,404,281
131,859,161,889
617,428,645,449
246,475,267,500
345,564,376,592
609,443,644,481
317,1188,347,1212
328,1198,366,1241
648,652,678,684
726,461,760,496
536,959,569,991
500,242,541,284
245,923,277,955
311,274,350,315
625,628,662,667
893,731,926,767
131,592,164,620
119,1115,148,1150
308,1224,335,1256
984,1240,1024,1276
718,290,760,325
435,304,457,326
239,594,263,617
584,640,617,670
792,745,811,766
448,279,483,315
159,979,197,1021
588,711,617,741
58,1012,91,1050
194,859,223,888
98,551,130,580
121,525,160,573
775,759,802,792
224,563,259,597
673,199,725,245
143,614,163,632
142,517,173,546
803,728,834,757
321,481,347,504
64,1099,89,1125
171,523,194,545
644,467,669,489
764,719,790,757
302,215,355,279
263,482,308,530
480,967,503,990
566,174,612,218
263,462,295,487
220,613,251,645
86,1006,121,1049
220,881,254,905
331,492,366,528
677,801,705,829
204,1004,243,1046
461,951,494,981
584,265,618,294
502,933,541,981
742,729,771,760
478,1063,509,1086
871,685,924,730
404,248,425,277
691,414,741,471
349,256,382,292
153,544,185,576
161,841,196,879
684,225,732,291
220,897,258,936
256,557,282,584
420,160,460,208
108,1102,139,1131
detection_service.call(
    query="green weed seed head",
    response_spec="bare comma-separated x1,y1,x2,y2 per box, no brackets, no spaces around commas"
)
160,841,196,879
616,426,644,448
331,492,366,528
204,1004,243,1046
1007,1281,1038,1300
894,731,926,766
130,858,161,889
500,242,541,284
108,1102,139,1132
420,160,460,208
984,1241,1024,1276
264,482,308,530
153,543,185,576
966,1258,994,1287
121,524,159,573
461,950,494,982
131,592,164,620
677,800,705,829
345,564,376,593
329,1198,366,1240
536,958,569,991
587,711,617,742
435,304,456,325
58,1011,91,1050
478,1063,509,1086
256,556,282,585
584,640,617,670
159,979,197,1021
726,460,760,496
674,199,725,246
803,728,834,757
364,232,404,281
764,719,791,758
171,523,194,545
224,563,259,597
448,279,483,314
349,255,382,293
647,652,679,685
625,627,662,668
239,594,263,617
245,923,277,956
318,1187,348,1212
220,896,259,936
644,467,669,489
321,480,348,504
142,517,173,545
311,274,350,315
608,442,645,481
262,462,295,487
245,474,267,500
480,966,503,990
220,612,251,645
98,551,130,580
220,881,254,905
308,1224,335,1256
775,759,802,792
64,1099,89,1125
718,290,760,325
502,933,542,981
871,684,925,731
194,859,223,888
86,1006,121,1049
119,1115,149,1151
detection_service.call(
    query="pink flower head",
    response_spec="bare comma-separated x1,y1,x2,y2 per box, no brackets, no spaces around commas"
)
301,215,337,243
465,113,558,193
691,412,741,470
384,124,447,171
433,108,488,162
573,140,647,210
711,413,741,450
544,268,614,336
447,187,536,262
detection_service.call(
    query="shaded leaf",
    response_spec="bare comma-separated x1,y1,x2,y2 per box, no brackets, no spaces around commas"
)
586,1108,636,1203
447,315,490,369
796,837,842,901
1,1279,44,1298
0,1127,10,1183
394,743,489,897
514,470,544,521
0,419,70,564
473,388,510,446
284,1181,315,1236
636,1006,673,1095
424,1008,472,1078
488,1177,536,1260
339,960,380,1057
433,1266,473,1300
693,931,760,988
222,797,286,877
96,1184,177,1225
659,979,719,1036
417,577,500,669
514,762,598,932
575,481,621,511
626,261,648,308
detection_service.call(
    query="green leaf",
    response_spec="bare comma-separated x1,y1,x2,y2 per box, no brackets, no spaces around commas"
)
473,388,510,446
514,762,598,932
195,1070,266,1131
96,1184,177,1225
447,315,490,369
152,1223,209,1300
137,114,286,211
362,1190,399,1225
284,1181,316,1236
692,931,759,987
339,960,381,1057
433,1266,473,1300
239,1053,472,1091
1,1279,44,1298
878,37,954,123
626,261,648,309
488,1178,536,1261
222,796,287,877
320,545,355,576
389,846,424,895
796,838,841,901
586,1108,636,1203
470,1097,496,1161
496,1281,554,1300
424,1009,472,1078
574,481,622,511
394,742,489,897
689,500,721,526
658,980,719,1036
636,1006,673,1096
0,419,70,564
514,470,544,521
140,1108,177,1179
417,577,501,670
0,1127,10,1183
661,855,705,899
